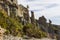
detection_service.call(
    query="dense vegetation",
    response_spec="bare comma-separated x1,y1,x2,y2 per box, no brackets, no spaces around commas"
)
0,11,47,38
23,23,47,38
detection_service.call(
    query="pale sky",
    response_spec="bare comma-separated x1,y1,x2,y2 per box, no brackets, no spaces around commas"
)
17,0,60,25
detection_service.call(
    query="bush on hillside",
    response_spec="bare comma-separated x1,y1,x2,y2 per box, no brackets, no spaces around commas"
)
23,23,47,38
0,11,23,37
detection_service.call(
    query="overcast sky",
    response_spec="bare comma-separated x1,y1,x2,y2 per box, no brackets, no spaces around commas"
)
17,0,60,25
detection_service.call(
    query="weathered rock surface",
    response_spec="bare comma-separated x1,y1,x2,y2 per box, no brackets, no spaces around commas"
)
0,26,6,40
3,35,56,40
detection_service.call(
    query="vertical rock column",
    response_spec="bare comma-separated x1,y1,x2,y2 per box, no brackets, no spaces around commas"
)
7,5,10,16
26,5,30,23
48,20,55,39
31,11,35,24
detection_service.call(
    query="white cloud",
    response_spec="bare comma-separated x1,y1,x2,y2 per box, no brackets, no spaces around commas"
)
18,0,28,7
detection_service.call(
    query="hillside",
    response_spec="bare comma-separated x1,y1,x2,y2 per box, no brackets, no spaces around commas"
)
0,10,60,40
0,10,47,38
